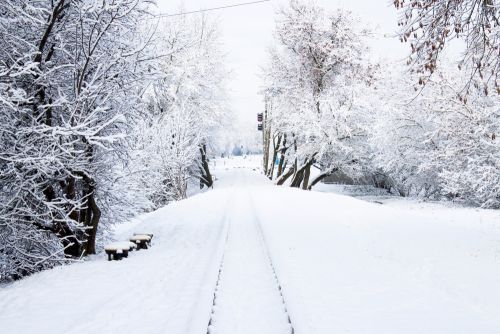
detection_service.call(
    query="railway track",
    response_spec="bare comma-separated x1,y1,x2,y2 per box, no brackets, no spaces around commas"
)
205,192,294,334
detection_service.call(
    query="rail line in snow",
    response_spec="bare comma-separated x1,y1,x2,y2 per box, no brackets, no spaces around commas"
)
251,195,295,334
206,220,230,334
205,191,295,334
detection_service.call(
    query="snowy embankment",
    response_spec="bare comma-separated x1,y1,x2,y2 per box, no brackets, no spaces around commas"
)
0,191,231,334
1,156,499,334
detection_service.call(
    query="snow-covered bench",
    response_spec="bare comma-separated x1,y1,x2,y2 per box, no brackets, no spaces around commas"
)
129,234,153,250
104,242,137,261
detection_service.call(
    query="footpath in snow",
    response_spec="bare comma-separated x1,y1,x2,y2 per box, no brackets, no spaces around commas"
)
1,156,500,334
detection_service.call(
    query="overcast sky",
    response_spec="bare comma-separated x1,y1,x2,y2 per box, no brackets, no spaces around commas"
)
156,0,409,132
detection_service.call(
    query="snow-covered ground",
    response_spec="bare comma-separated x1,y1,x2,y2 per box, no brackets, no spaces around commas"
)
1,156,500,334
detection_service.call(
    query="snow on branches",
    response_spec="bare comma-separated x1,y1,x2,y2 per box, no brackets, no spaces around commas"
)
261,0,373,189
262,0,499,209
129,15,229,208
394,0,500,95
0,1,230,282
0,2,230,281
370,64,500,207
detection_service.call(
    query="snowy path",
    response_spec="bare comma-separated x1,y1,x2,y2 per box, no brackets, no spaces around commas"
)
207,191,292,334
1,156,500,334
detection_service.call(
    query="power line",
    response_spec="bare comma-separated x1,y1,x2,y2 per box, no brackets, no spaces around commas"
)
152,0,271,19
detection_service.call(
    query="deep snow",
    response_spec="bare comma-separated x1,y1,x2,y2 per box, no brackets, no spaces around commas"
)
1,156,500,334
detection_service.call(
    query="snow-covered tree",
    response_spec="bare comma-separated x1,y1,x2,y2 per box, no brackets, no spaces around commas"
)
0,0,156,281
128,14,229,208
394,0,499,95
370,62,500,207
261,0,373,189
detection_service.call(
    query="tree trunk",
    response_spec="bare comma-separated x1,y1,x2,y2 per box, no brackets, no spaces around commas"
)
277,156,285,178
277,134,287,178
276,166,295,186
290,155,316,188
302,164,311,190
83,190,101,255
78,140,101,256
199,143,213,189
65,175,79,223
33,0,80,257
290,171,304,188
282,160,288,174
268,134,282,180
41,182,81,257
307,167,339,190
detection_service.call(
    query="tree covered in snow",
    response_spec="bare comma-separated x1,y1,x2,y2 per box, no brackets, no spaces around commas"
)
330,0,500,206
394,0,500,95
0,1,231,282
261,0,374,189
0,0,159,280
128,15,229,208
261,0,499,209
369,62,500,207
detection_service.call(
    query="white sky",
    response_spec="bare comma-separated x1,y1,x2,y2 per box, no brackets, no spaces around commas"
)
156,0,409,133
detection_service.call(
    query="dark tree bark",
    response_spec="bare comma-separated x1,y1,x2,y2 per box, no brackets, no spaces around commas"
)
277,134,287,178
42,183,80,257
302,164,311,190
199,143,214,189
290,169,304,188
307,168,339,190
32,0,83,257
276,166,295,185
34,0,68,64
83,189,101,255
268,134,282,180
76,140,101,256
290,154,317,188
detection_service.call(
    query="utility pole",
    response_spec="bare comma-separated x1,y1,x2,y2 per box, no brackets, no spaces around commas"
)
260,98,272,175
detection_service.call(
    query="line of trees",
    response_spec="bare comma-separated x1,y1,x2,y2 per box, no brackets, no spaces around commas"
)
261,0,499,208
0,1,228,282
129,15,228,206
